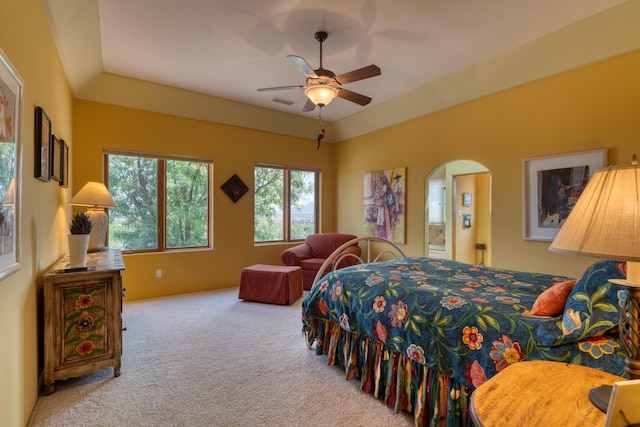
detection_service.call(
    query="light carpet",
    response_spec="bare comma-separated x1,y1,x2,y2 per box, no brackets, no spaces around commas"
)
28,287,413,426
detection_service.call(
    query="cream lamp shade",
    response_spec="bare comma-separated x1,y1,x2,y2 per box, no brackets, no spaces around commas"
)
69,181,117,208
304,85,338,107
549,155,640,403
69,182,117,252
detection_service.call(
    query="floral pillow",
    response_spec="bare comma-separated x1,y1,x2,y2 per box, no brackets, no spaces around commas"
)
534,259,626,347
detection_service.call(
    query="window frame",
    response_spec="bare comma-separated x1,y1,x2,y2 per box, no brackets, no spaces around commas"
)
254,163,320,243
104,149,213,254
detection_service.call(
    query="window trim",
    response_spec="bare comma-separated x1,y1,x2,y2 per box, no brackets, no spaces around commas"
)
104,149,213,253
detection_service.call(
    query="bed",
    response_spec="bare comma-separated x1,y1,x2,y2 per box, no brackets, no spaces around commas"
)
301,237,628,426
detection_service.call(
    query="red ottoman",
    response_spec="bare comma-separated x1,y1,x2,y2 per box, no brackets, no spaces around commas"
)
239,265,303,305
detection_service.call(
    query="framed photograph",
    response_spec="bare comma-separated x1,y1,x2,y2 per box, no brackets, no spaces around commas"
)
522,148,607,241
50,134,62,182
60,139,68,188
463,192,472,207
0,49,23,280
604,379,640,427
35,106,51,182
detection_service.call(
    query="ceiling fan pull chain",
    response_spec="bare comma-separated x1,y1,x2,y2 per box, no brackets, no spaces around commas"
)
316,110,325,151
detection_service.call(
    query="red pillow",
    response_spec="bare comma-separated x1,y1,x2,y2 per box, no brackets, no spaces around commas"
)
531,280,577,316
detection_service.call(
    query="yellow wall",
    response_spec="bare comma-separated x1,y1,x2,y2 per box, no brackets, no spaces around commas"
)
73,101,335,301
2,0,640,425
0,0,74,425
336,48,640,278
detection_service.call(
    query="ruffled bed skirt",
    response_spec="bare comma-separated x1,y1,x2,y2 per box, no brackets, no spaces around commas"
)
305,317,472,427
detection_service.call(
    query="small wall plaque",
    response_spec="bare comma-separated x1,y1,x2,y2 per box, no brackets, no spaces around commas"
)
221,174,249,203
463,214,472,228
463,192,472,207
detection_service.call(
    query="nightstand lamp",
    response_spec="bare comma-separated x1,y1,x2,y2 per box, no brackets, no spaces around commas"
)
549,154,640,409
69,181,117,252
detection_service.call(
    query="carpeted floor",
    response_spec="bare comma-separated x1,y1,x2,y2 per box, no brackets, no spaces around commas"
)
28,288,413,426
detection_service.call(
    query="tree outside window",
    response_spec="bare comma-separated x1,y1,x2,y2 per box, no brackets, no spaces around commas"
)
106,152,211,252
254,165,318,242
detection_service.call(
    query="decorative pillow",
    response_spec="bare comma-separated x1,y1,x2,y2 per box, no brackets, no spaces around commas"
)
534,259,626,347
531,280,576,316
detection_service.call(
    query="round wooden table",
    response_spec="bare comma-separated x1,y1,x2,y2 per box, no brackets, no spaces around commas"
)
469,361,622,426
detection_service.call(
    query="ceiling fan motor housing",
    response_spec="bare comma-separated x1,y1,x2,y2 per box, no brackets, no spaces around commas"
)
315,31,328,43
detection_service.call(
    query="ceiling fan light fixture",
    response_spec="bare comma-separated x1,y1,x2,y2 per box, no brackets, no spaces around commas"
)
305,85,338,107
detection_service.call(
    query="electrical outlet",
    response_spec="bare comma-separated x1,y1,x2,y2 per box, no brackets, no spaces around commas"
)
156,269,162,278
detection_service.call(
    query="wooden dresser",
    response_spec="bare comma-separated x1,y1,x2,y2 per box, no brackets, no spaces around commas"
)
43,249,125,395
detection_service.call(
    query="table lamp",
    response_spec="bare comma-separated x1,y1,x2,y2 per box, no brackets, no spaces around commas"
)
549,154,640,410
69,181,117,252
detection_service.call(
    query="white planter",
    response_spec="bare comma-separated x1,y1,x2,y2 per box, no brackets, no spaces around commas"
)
68,234,90,268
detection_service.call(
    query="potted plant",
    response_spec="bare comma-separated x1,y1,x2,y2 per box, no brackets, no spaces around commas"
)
68,211,92,268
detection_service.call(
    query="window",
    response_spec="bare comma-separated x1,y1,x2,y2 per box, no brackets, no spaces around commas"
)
254,165,319,242
428,178,445,223
105,151,212,253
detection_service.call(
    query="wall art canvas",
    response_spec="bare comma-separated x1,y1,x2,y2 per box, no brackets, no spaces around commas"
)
364,167,405,244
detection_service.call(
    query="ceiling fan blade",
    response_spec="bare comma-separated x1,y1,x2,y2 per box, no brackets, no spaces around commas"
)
287,55,317,78
257,85,304,92
335,65,381,85
302,98,316,112
337,88,373,106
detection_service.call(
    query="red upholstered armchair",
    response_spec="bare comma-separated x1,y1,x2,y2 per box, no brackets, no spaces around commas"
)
281,233,361,290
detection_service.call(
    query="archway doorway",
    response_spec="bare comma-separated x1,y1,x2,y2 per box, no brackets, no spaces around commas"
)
425,160,491,265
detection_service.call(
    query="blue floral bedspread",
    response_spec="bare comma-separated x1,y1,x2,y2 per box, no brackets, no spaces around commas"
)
302,257,626,388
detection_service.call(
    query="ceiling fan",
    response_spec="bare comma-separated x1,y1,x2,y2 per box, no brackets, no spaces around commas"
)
257,31,381,112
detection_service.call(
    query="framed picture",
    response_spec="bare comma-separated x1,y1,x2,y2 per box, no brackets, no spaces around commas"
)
604,379,640,427
60,140,68,188
463,214,472,228
0,49,23,280
50,134,62,182
35,106,51,182
363,167,406,244
522,148,607,241
463,192,472,207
